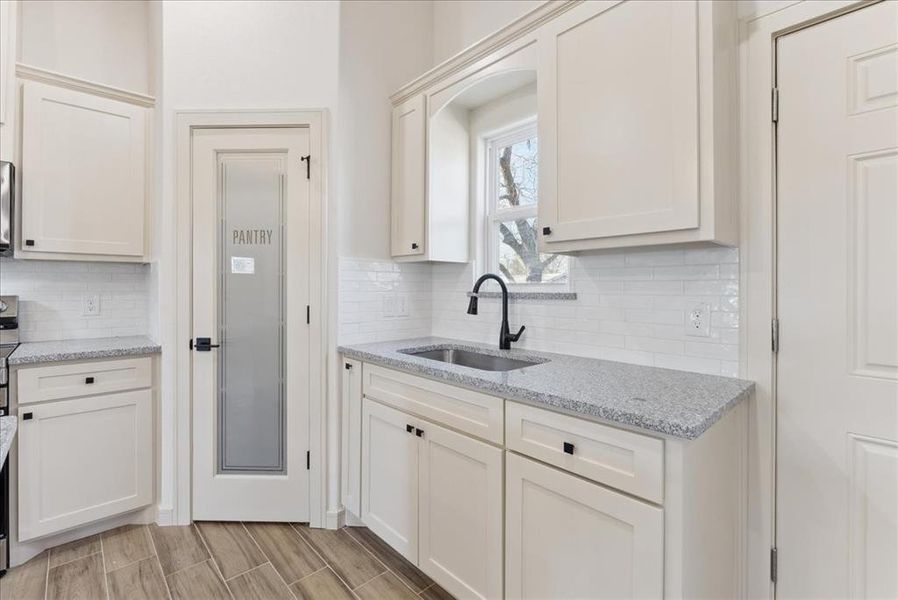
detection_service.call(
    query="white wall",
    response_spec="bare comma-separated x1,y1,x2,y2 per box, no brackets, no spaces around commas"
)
337,0,433,259
19,0,151,93
0,259,150,342
432,0,542,63
156,0,342,524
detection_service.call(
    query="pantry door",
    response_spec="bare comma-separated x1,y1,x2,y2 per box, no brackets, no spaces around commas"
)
776,3,898,598
192,127,310,521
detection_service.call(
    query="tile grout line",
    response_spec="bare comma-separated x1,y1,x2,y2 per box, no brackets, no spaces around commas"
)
192,523,236,600
98,531,110,600
144,524,174,600
343,527,425,597
238,522,299,597
45,549,103,571
289,523,363,596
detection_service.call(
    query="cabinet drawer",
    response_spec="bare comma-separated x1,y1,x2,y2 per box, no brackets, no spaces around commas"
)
18,357,152,404
362,364,503,444
506,401,663,503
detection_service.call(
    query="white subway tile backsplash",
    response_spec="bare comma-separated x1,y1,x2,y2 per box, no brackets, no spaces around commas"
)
340,246,741,377
0,258,151,342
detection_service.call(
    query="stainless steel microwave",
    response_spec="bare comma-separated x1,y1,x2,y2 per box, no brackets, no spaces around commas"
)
0,161,13,255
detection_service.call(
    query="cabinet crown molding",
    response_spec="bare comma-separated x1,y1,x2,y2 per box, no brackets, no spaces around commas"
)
390,0,580,105
16,63,156,108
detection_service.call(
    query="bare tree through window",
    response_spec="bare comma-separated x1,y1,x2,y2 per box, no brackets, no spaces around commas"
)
491,130,568,284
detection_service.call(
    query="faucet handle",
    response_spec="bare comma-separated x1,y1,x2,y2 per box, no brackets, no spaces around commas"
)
510,325,526,342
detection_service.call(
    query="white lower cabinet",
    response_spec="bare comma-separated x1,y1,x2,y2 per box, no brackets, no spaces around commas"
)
361,398,420,561
419,419,503,599
505,453,663,600
17,389,154,541
361,397,503,599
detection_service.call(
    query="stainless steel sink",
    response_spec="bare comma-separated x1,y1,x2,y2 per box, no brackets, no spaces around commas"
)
403,348,542,372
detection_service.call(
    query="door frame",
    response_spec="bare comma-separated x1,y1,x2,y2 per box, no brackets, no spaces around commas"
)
171,110,330,527
740,1,874,597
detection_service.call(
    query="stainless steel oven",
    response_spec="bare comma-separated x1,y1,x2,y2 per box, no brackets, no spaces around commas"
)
0,296,17,574
0,161,14,256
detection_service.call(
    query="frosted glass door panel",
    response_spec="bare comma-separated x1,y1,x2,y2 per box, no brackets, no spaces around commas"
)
218,155,286,473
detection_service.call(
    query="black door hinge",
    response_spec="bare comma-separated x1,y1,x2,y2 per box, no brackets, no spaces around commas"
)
772,87,779,123
306,305,310,324
306,450,310,470
300,155,311,179
770,547,778,583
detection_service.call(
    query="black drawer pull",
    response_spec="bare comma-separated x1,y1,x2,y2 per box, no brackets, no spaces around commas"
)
23,412,33,420
415,428,424,438
85,376,95,384
406,424,414,433
563,442,575,455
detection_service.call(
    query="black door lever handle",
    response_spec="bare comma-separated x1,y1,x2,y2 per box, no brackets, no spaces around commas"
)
192,337,220,351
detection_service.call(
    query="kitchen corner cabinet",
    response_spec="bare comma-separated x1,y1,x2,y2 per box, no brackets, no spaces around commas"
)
20,81,150,261
537,0,737,252
391,94,427,259
16,357,154,541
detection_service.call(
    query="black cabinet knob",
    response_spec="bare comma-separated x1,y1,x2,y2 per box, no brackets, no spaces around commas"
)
344,363,352,370
23,412,33,421
25,239,35,247
411,242,419,250
406,424,414,433
563,442,575,455
85,376,95,384
415,428,424,438
542,226,552,236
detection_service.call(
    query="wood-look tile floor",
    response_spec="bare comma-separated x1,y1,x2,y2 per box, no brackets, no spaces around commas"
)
2,523,454,600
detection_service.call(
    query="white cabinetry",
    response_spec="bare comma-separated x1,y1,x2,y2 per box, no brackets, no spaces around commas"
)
20,81,149,260
361,398,419,561
537,0,737,252
418,417,503,599
360,393,503,599
505,452,663,599
0,0,15,130
391,93,427,259
341,359,363,518
16,357,154,541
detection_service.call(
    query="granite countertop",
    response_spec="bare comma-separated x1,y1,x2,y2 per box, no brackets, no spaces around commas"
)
0,416,17,468
9,335,161,366
339,337,754,440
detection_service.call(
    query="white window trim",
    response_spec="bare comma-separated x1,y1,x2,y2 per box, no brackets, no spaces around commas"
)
484,121,569,291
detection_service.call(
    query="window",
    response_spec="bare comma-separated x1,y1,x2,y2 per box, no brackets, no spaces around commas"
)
486,123,568,286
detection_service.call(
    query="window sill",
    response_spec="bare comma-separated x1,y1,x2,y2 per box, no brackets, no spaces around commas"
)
466,291,577,302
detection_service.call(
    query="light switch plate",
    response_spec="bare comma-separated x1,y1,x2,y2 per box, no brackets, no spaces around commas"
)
82,294,100,316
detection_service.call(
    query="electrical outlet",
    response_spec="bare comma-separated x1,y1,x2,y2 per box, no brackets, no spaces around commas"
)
686,303,711,337
396,294,409,317
382,294,394,317
82,294,100,316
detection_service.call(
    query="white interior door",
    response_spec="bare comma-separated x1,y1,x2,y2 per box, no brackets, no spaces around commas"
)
776,3,898,598
192,127,310,521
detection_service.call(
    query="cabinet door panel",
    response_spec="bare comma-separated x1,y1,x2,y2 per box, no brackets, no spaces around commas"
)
341,359,362,518
391,94,426,257
419,421,503,600
21,81,147,256
361,398,419,562
18,389,153,541
506,453,663,599
538,0,699,243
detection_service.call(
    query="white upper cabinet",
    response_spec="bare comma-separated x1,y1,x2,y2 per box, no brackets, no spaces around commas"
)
20,81,149,260
537,0,737,252
390,0,737,257
0,0,15,130
391,94,427,258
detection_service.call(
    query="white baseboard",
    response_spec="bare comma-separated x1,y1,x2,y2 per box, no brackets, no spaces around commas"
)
155,505,175,526
325,508,345,530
